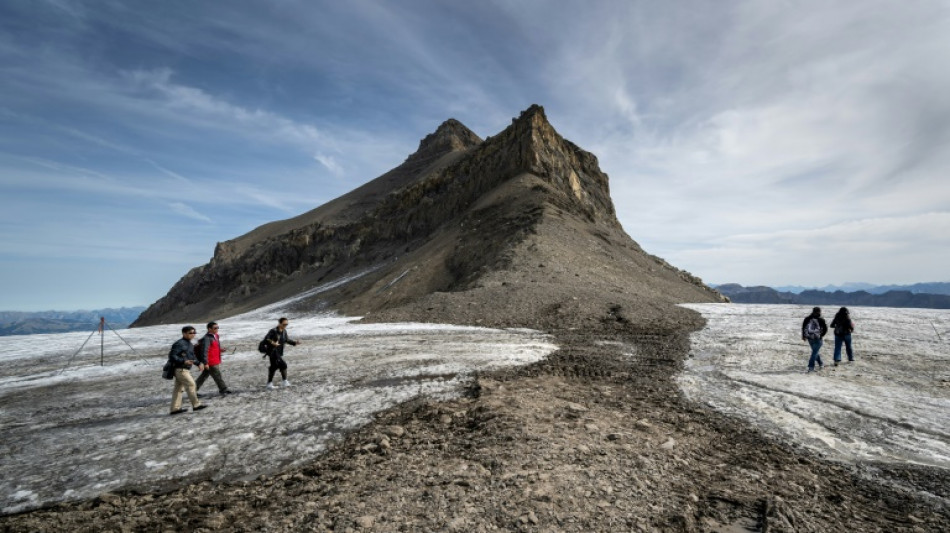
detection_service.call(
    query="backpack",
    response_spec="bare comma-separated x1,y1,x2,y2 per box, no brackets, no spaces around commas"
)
257,331,272,355
834,319,847,336
195,336,207,360
805,317,822,340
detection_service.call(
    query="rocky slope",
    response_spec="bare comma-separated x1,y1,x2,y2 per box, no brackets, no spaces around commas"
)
133,105,722,327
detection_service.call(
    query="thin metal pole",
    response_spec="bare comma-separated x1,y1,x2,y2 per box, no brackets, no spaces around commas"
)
932,321,943,383
100,316,105,367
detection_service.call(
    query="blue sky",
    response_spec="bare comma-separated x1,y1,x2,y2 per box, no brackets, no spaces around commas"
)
1,0,949,311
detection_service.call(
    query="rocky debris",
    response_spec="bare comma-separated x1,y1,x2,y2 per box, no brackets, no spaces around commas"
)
354,515,375,529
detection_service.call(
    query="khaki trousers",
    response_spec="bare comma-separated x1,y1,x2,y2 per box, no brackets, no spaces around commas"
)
171,368,200,411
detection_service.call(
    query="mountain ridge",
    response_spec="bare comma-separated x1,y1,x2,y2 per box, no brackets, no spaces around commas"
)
769,281,950,296
717,283,950,309
0,307,145,336
134,105,722,327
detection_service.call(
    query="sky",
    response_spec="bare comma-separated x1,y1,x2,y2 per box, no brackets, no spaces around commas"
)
1,0,949,311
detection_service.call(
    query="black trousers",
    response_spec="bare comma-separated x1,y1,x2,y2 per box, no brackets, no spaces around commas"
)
195,365,228,392
267,355,288,382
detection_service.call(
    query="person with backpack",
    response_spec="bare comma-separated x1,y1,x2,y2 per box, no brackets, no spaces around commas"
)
167,326,207,415
801,307,828,373
263,317,300,390
195,321,232,395
830,307,855,366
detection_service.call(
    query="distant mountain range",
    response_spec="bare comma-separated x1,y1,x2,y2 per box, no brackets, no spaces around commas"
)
0,307,145,336
716,284,950,309
770,282,950,296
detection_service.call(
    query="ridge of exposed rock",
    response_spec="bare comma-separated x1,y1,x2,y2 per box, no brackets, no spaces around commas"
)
483,104,617,225
405,118,482,167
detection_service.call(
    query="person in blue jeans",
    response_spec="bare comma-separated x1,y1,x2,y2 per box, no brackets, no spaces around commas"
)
801,307,828,372
830,307,855,365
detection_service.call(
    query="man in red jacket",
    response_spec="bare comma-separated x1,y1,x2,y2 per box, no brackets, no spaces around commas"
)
196,321,232,395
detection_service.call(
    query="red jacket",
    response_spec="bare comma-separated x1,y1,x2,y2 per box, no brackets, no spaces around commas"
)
200,333,223,366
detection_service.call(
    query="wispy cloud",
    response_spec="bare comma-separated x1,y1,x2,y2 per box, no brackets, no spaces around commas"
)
530,0,950,285
169,202,212,224
145,159,191,184
313,153,343,177
122,68,333,153
673,212,950,286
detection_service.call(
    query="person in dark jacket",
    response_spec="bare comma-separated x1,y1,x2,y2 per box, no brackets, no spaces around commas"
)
830,307,855,365
264,317,300,389
167,326,207,415
195,321,231,395
801,307,828,372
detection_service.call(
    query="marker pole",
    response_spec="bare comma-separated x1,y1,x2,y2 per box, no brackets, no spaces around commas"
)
99,316,105,366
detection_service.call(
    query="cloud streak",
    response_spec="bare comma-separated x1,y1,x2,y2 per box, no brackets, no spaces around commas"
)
169,202,212,224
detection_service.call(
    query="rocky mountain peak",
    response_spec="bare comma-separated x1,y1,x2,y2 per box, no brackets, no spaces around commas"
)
406,118,482,166
133,105,721,327
510,103,550,129
483,104,617,225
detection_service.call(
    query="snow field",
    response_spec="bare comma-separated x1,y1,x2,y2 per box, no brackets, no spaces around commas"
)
0,312,556,513
679,303,950,469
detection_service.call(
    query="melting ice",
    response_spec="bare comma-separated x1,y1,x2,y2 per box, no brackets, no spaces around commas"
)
0,298,556,513
679,303,950,469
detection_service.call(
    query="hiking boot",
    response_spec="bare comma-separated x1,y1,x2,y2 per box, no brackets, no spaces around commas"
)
193,405,207,412
265,382,275,390
169,408,188,415
282,380,291,387
220,389,232,395
834,361,839,367
196,393,207,398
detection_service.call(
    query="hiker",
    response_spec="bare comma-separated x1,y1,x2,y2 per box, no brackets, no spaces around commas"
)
196,321,232,395
830,307,855,365
801,307,828,372
264,317,300,389
167,326,207,415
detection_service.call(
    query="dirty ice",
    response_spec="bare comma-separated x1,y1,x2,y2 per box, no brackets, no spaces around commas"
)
680,303,950,470
0,292,556,513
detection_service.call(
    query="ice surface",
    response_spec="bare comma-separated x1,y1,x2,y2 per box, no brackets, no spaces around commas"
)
0,294,556,513
679,303,950,469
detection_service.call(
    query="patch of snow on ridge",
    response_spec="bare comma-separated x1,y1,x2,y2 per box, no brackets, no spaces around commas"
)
679,303,950,468
0,298,557,513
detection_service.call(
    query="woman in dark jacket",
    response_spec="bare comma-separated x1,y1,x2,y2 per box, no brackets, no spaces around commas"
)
830,307,855,365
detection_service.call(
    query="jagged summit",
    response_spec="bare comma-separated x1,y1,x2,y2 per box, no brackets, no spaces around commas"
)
511,103,548,124
408,118,482,164
483,104,616,225
133,105,721,327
